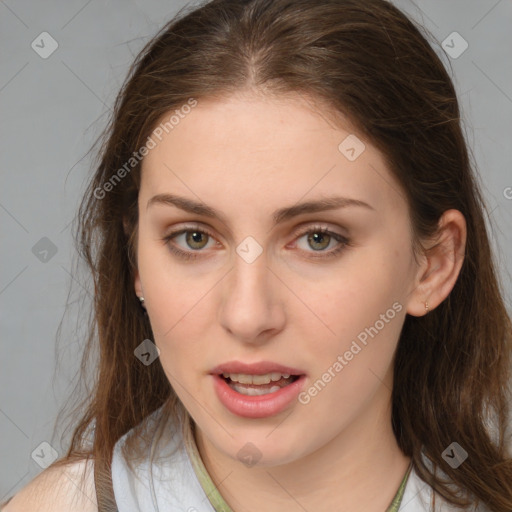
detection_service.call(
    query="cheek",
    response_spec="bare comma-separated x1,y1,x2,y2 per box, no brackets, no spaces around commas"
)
138,240,214,332
297,261,406,422
297,244,409,391
308,250,406,336
136,247,218,380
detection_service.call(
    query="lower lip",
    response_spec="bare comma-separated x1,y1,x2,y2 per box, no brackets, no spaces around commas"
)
211,374,306,419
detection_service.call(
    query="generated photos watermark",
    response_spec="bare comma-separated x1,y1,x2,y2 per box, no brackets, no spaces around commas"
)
93,98,198,200
298,301,403,404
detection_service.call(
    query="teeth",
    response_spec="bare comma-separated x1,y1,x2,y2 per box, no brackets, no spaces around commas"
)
231,384,282,396
222,372,292,384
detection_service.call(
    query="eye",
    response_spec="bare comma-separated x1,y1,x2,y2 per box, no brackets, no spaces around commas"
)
301,231,333,251
178,230,211,250
162,224,350,261
162,225,218,260
292,226,349,258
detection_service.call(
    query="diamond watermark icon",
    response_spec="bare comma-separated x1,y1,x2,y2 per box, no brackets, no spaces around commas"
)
338,134,365,161
442,441,468,468
237,442,262,468
442,32,468,59
31,441,59,469
31,32,59,59
134,339,160,366
236,236,263,264
31,237,58,263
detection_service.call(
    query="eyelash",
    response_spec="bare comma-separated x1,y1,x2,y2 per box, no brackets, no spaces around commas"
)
161,224,350,261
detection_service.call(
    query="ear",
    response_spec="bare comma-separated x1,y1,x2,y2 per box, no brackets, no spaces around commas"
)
123,215,144,298
134,268,143,298
406,209,467,317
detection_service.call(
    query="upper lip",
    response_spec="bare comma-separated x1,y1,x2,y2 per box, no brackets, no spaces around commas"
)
211,361,306,376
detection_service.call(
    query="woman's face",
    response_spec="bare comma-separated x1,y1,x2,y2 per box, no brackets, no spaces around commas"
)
134,91,422,466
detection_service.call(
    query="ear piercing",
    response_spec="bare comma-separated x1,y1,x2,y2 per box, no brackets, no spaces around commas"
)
425,301,429,314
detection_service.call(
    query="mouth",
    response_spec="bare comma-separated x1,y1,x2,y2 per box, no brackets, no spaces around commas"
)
210,361,307,418
220,372,301,396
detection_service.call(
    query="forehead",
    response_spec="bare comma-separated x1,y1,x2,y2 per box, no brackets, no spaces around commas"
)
139,92,405,219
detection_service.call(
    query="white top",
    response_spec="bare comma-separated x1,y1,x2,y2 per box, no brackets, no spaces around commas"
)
110,406,488,512
111,408,209,511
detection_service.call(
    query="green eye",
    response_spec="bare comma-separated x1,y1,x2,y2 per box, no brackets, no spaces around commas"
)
162,226,217,261
163,224,349,262
185,231,209,250
294,227,348,257
307,231,332,251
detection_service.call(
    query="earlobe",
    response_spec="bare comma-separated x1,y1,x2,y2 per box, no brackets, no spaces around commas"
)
133,269,147,312
406,209,467,317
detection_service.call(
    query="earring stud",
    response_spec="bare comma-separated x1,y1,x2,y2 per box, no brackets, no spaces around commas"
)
138,295,146,309
425,301,429,314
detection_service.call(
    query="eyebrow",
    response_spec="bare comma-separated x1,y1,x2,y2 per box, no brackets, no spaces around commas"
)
146,193,374,227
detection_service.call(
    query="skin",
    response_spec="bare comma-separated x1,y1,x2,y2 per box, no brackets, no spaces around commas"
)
133,90,466,511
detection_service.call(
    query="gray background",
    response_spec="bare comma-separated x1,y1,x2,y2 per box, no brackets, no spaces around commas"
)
1,0,511,502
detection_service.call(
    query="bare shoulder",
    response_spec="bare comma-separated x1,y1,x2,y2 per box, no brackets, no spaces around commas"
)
2,458,97,512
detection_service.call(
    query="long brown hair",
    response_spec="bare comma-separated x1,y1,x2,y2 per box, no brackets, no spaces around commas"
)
24,0,512,509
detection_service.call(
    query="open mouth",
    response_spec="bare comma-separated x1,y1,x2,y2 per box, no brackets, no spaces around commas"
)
220,372,301,396
211,366,307,418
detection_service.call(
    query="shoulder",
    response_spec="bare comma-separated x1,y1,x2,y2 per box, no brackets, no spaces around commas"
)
2,458,97,512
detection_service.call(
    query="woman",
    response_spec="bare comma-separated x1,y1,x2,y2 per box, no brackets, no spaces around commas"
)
3,0,511,510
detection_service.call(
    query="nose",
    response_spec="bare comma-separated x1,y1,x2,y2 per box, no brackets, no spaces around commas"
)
218,251,286,345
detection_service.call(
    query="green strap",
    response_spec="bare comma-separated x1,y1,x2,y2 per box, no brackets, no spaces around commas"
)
386,462,412,512
184,423,233,512
184,423,412,512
